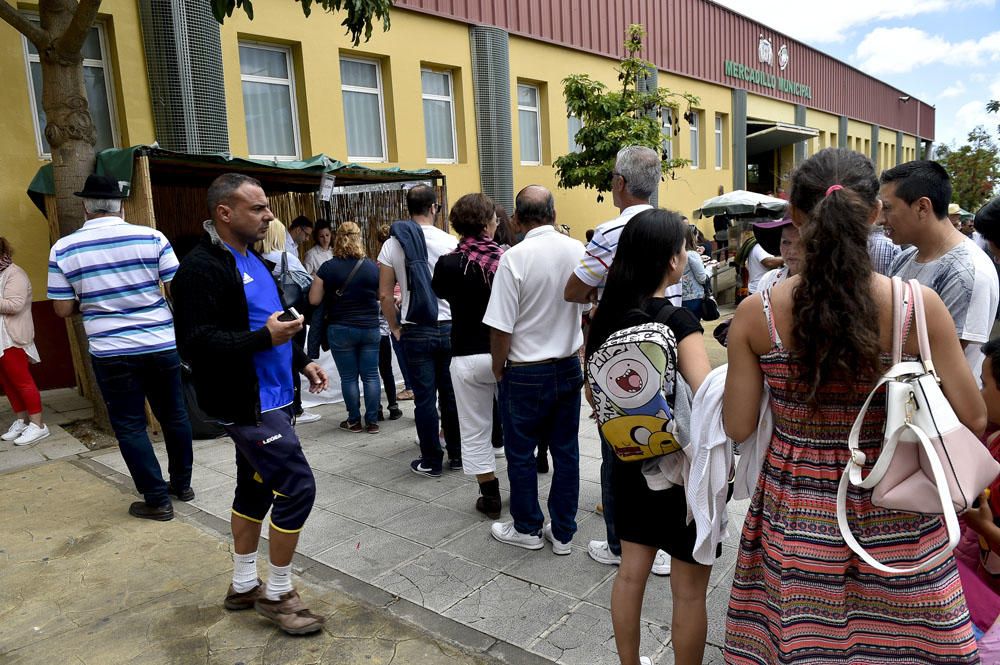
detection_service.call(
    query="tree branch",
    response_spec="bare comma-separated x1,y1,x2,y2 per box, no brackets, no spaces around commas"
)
58,0,102,56
0,2,48,47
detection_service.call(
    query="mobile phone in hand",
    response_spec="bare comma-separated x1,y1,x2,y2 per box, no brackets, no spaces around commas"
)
278,307,301,322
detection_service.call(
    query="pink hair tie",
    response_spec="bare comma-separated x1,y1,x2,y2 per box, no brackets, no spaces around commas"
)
825,184,844,197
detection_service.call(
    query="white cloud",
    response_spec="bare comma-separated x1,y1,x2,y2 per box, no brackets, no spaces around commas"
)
938,82,966,100
852,28,1000,75
934,77,1000,146
853,27,1000,75
713,0,994,43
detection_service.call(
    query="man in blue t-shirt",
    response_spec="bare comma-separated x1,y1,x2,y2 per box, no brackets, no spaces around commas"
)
172,174,329,636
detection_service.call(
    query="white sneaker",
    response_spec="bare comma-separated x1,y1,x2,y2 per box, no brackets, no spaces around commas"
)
2,420,28,441
491,521,543,550
651,549,671,576
587,540,622,566
543,523,571,555
14,423,49,446
639,657,652,665
295,411,322,424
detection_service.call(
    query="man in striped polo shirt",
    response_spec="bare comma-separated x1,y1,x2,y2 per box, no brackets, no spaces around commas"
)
563,145,674,577
48,175,193,522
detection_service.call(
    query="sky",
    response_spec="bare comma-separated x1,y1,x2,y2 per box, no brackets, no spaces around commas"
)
713,0,1000,149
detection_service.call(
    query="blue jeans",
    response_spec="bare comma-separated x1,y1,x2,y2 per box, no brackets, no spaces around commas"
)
600,430,621,556
390,332,412,390
401,322,460,472
498,356,583,542
91,350,193,506
682,298,703,319
328,324,381,425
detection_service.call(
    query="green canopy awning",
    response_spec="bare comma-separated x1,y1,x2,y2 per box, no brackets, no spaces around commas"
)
27,145,443,215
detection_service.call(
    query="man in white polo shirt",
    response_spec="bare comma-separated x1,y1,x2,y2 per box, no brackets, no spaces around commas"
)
563,145,673,575
47,175,193,522
485,185,588,554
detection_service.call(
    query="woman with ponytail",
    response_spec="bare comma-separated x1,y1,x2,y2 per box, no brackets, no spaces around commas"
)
722,148,987,663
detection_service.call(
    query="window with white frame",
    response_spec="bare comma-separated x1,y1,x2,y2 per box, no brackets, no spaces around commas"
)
22,16,118,158
567,114,584,153
421,69,456,163
689,111,701,168
661,107,674,162
340,56,387,162
715,114,724,169
239,43,300,160
517,83,541,165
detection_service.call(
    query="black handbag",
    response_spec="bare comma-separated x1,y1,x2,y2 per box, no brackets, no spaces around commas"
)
700,279,720,321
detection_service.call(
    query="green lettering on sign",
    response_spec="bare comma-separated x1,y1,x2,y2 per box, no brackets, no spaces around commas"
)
723,60,814,100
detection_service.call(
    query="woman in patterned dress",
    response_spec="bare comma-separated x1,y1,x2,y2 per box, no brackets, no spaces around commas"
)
723,147,986,664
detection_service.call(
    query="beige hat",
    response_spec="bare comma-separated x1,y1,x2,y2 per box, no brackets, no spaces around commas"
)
948,203,961,216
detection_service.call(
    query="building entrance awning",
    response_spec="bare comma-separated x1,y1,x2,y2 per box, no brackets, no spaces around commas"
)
746,122,819,155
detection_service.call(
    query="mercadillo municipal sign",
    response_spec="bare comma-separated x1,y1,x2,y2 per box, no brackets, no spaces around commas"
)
724,34,813,100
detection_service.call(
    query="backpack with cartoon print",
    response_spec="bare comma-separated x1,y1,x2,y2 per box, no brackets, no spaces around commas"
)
587,314,680,462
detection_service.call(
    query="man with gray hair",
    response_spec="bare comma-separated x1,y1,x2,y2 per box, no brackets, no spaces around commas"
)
563,145,674,576
47,174,193,522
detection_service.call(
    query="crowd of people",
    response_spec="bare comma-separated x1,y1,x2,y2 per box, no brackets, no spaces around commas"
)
5,143,1000,662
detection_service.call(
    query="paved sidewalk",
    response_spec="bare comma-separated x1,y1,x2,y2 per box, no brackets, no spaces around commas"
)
91,396,746,665
4,306,739,664
0,460,503,665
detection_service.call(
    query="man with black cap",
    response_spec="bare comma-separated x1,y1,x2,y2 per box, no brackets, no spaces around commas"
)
47,175,194,521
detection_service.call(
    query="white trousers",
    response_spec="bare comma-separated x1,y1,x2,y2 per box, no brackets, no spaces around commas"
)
449,353,497,476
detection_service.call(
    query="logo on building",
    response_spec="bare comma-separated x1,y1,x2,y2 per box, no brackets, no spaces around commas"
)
758,35,773,66
778,45,789,71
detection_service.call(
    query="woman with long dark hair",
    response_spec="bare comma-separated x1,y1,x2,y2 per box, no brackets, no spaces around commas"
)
723,148,985,664
585,209,713,665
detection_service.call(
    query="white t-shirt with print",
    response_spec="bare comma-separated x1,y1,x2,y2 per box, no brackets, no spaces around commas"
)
377,224,458,323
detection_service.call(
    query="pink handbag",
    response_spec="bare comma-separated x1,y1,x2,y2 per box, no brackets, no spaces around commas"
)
836,277,1000,574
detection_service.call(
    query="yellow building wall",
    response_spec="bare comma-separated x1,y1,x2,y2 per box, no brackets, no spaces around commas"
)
0,0,155,297
218,6,482,218
659,73,735,236
806,109,840,156
746,94,795,123
508,35,627,239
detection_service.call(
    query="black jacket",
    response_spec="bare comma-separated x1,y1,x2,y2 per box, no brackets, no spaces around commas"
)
172,221,310,425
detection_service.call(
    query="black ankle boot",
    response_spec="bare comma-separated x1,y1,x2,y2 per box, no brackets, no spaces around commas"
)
475,478,502,519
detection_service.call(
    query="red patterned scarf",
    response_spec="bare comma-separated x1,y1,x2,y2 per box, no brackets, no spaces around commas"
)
456,235,504,283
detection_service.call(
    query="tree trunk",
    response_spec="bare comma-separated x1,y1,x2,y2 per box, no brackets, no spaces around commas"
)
38,0,110,430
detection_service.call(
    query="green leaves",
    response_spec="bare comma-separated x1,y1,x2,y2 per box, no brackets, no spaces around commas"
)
210,0,393,46
936,126,1000,213
555,24,698,199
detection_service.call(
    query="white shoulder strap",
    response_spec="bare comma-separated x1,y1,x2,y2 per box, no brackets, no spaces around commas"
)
908,279,936,376
836,422,960,574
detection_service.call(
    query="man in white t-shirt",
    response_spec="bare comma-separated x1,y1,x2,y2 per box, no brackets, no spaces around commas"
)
562,146,674,574
882,161,999,385
485,185,588,553
377,185,460,477
746,219,785,294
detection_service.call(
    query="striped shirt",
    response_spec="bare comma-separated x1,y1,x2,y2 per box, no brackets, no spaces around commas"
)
47,216,178,357
868,227,900,276
574,204,652,292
